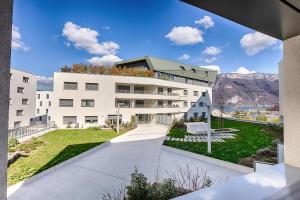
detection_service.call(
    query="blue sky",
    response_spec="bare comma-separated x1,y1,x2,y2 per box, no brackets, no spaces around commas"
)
12,0,283,78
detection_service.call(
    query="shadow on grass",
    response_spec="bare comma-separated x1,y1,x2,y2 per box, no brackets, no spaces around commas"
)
34,142,104,175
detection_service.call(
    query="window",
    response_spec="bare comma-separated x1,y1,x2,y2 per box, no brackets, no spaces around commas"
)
23,76,29,83
199,102,204,107
64,82,78,90
193,91,199,96
9,98,12,105
117,85,130,93
158,87,164,94
48,101,51,106
59,99,73,107
167,100,172,106
16,110,23,116
81,99,95,107
135,100,144,107
37,109,40,114
17,87,24,94
180,66,186,70
86,83,98,91
183,90,188,95
183,101,187,107
46,109,48,114
46,94,49,99
191,102,195,107
202,92,206,97
63,116,77,124
48,116,51,121
14,121,21,128
38,94,40,99
167,88,172,94
85,116,98,123
157,100,163,107
193,112,198,118
192,68,196,73
202,112,206,118
40,101,43,106
22,99,28,105
134,86,144,94
116,99,130,108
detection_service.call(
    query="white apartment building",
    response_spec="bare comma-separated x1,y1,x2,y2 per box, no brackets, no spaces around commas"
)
36,91,52,121
9,69,37,129
51,56,217,128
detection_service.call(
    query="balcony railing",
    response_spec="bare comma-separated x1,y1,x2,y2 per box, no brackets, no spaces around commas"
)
118,104,183,109
116,89,180,96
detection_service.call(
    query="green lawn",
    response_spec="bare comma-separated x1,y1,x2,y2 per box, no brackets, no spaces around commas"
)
164,119,280,165
8,128,119,185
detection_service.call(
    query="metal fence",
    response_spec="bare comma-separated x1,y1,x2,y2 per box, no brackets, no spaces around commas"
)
8,121,55,139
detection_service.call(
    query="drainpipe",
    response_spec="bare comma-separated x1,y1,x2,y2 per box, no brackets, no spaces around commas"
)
207,105,211,154
0,1,13,199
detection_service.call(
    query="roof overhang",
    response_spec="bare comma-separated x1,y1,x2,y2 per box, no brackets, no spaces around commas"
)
182,0,300,40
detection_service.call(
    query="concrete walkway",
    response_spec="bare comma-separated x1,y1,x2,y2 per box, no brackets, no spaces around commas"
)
8,124,249,200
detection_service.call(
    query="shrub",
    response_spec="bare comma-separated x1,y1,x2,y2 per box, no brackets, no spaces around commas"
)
126,168,150,200
8,137,19,148
87,126,102,131
18,137,44,154
172,119,186,129
148,179,178,200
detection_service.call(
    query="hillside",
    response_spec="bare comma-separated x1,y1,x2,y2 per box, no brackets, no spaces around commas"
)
213,73,279,106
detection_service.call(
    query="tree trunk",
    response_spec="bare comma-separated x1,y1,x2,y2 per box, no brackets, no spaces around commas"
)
0,0,13,199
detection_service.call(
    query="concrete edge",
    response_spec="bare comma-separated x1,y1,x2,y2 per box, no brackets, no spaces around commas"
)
8,140,111,192
162,145,254,174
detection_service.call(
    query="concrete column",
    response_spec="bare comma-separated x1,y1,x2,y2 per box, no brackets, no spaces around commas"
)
0,1,13,199
282,35,300,168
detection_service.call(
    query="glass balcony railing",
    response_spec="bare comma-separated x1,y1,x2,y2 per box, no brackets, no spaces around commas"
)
115,89,180,96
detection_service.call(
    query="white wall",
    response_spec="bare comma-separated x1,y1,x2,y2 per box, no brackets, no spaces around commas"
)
9,69,37,129
51,72,213,128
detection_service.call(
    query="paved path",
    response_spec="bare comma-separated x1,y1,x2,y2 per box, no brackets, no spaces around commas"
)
8,124,248,200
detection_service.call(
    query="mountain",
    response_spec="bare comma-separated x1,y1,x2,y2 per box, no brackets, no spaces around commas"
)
213,73,279,106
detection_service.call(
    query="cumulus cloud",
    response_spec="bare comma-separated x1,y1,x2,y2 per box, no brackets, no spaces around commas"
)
233,67,256,74
62,21,119,56
240,31,278,55
87,55,122,66
203,46,222,55
200,65,221,74
195,16,215,29
12,25,29,51
165,26,203,45
37,76,53,91
178,54,190,60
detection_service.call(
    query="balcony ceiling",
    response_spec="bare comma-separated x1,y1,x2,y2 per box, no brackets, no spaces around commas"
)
182,0,300,40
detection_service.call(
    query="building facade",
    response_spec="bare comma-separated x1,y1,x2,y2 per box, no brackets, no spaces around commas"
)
36,90,52,122
51,57,217,128
9,69,37,129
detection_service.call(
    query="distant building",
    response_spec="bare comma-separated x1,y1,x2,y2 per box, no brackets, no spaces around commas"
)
9,69,37,129
36,91,52,122
51,56,217,128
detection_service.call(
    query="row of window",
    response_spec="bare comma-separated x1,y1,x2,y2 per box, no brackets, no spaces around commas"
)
193,112,206,118
36,108,48,114
37,93,50,99
63,116,98,124
191,101,206,107
11,74,30,84
64,82,99,91
39,101,51,107
59,99,95,107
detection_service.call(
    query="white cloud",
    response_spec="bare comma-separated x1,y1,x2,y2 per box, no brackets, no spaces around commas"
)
233,67,256,74
37,76,53,91
165,26,203,45
12,25,29,51
204,57,217,63
240,31,278,55
203,46,222,55
87,55,122,66
178,54,190,60
102,26,110,30
62,21,119,55
200,65,221,74
195,16,215,29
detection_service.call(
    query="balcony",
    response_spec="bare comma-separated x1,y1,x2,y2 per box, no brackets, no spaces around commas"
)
116,89,180,96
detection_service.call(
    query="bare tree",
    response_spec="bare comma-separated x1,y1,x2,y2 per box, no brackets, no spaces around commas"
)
0,0,13,199
215,77,227,131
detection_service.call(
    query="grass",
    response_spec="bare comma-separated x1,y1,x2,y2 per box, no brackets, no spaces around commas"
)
164,119,280,165
8,128,120,185
168,128,189,138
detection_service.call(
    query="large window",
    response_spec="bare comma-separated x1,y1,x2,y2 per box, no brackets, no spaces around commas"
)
193,91,199,96
115,99,130,108
158,87,164,94
64,82,78,90
85,116,98,123
183,90,188,96
134,86,144,94
135,100,144,107
23,76,29,83
81,99,95,107
63,116,77,124
14,121,21,128
117,85,130,93
86,83,98,91
157,100,163,107
59,99,73,107
17,87,24,94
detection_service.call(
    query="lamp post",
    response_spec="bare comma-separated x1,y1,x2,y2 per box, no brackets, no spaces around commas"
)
117,103,124,134
207,105,212,154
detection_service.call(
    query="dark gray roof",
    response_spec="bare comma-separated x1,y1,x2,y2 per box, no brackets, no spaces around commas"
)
115,56,218,83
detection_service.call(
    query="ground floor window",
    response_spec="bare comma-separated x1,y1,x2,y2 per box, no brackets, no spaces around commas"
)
14,121,21,128
193,112,198,118
202,112,206,118
107,115,122,125
63,116,77,124
85,116,98,123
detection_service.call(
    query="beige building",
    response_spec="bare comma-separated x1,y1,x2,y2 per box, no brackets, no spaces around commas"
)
9,69,37,129
51,56,217,128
